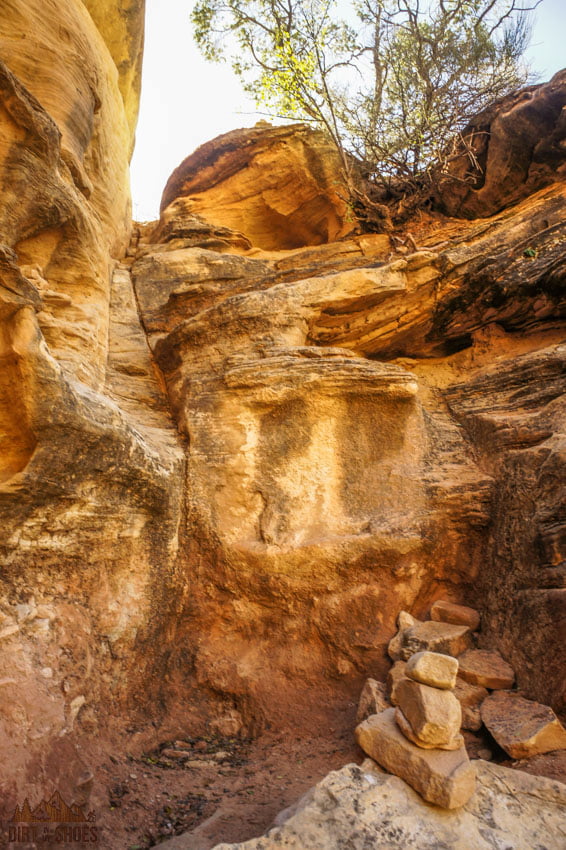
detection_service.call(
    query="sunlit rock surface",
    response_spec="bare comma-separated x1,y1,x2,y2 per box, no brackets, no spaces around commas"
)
436,68,566,217
0,0,185,814
0,5,565,832
159,123,356,250
81,0,146,141
132,84,566,724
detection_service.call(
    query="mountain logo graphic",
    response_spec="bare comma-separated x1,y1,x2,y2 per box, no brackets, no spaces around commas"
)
9,790,93,824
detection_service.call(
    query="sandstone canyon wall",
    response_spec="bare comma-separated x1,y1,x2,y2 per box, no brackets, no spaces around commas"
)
136,102,565,736
0,0,185,812
0,0,565,825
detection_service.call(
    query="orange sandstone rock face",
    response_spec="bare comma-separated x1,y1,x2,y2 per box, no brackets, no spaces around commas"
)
137,76,566,730
159,124,355,250
1,23,566,825
0,0,185,818
435,69,566,218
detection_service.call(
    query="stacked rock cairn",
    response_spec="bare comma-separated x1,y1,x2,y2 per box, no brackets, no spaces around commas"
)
355,599,566,810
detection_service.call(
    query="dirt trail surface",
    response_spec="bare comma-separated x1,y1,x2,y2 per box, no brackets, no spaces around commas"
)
88,709,360,849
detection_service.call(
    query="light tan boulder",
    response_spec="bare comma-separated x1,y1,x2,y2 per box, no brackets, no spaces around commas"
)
481,691,566,758
430,600,481,631
406,650,459,689
396,707,464,751
395,678,462,748
356,679,390,723
401,621,472,661
453,679,488,732
458,650,515,689
356,708,476,809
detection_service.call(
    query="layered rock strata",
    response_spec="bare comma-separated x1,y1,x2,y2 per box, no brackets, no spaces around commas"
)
128,86,566,725
0,14,565,832
132,207,498,725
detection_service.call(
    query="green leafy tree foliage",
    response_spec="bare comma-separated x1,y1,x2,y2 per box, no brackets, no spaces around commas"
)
192,0,536,225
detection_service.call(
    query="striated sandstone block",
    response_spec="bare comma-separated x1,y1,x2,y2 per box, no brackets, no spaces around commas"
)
356,679,390,724
406,650,459,690
395,678,462,748
401,621,472,661
458,650,515,689
430,600,481,631
443,340,566,712
356,709,476,808
481,692,566,758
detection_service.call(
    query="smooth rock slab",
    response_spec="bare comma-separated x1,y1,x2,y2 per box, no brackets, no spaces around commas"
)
401,621,471,661
458,649,515,689
431,600,481,631
481,691,566,758
406,650,459,689
395,677,462,748
356,708,475,808
356,678,390,723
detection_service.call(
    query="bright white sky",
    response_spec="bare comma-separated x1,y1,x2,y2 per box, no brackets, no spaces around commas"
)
130,0,566,221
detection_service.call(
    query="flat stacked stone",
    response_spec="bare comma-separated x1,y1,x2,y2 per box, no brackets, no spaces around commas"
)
453,678,488,732
457,650,515,689
406,650,459,689
401,621,472,661
356,709,476,809
356,678,390,723
431,600,481,631
387,611,417,661
387,660,408,704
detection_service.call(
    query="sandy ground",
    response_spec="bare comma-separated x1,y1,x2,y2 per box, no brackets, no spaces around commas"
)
85,705,566,850
89,724,360,849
